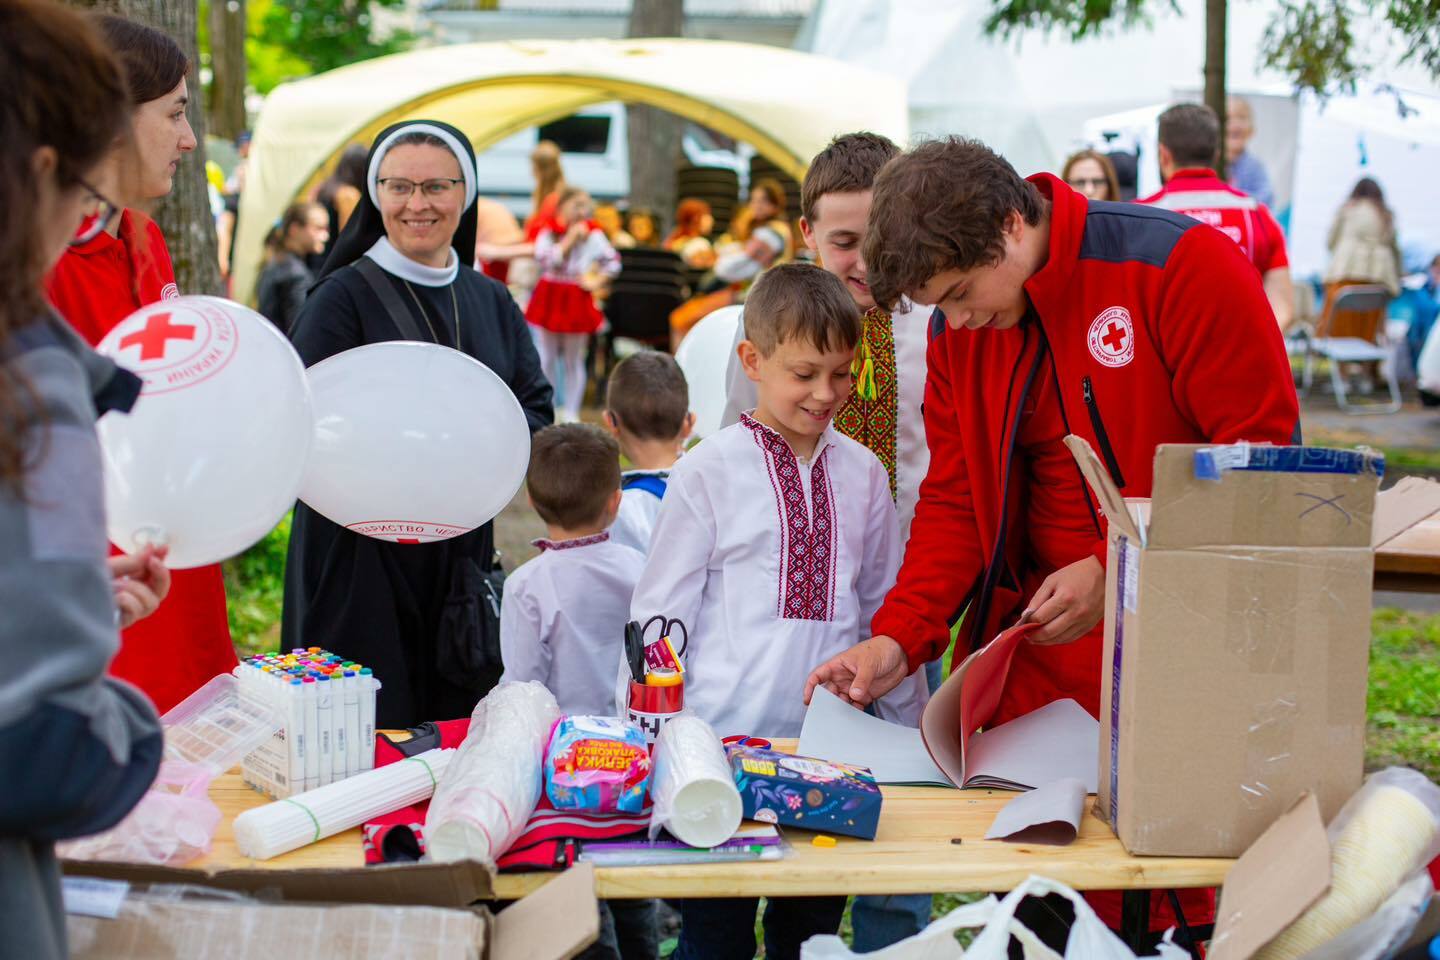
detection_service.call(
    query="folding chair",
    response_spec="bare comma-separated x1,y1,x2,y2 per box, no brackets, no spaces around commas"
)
1300,283,1401,414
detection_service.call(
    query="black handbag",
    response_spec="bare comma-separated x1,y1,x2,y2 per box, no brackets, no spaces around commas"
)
436,555,506,690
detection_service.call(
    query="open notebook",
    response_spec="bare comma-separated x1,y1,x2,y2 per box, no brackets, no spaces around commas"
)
798,622,1099,791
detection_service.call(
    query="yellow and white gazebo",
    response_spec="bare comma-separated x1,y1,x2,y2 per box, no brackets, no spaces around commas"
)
233,38,909,300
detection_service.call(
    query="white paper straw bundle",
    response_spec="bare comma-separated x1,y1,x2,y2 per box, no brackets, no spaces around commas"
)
649,714,741,848
426,681,560,865
233,748,452,860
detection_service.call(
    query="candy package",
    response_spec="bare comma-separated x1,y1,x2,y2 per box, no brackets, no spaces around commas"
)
545,715,652,813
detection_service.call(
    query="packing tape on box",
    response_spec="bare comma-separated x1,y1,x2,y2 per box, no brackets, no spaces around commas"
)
232,748,453,860
425,681,560,865
648,714,742,848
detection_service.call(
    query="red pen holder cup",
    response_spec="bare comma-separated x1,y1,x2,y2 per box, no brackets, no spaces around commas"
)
628,680,684,745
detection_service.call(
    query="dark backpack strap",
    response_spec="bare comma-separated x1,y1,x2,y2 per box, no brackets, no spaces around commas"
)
353,255,431,342
621,474,668,500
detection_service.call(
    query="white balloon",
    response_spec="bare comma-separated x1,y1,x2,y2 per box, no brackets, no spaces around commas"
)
675,304,743,439
97,296,313,569
301,341,530,544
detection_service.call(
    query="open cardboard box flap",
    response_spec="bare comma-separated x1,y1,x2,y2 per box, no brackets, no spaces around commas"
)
1208,794,1330,960
492,862,599,960
62,856,497,909
1372,476,1440,548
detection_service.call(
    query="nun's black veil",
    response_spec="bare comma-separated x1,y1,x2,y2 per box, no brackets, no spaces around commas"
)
317,119,479,281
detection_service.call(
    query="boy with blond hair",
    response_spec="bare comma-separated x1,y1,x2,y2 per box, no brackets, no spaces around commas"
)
632,263,926,960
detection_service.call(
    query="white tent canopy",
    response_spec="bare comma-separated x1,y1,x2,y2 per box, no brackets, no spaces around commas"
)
234,38,908,300
801,0,1440,179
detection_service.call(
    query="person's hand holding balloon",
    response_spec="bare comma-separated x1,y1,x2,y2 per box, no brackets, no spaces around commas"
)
109,544,172,628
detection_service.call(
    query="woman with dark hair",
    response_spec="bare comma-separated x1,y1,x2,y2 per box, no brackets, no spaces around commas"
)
256,201,329,333
1,2,165,955
1326,177,1402,297
284,120,553,727
312,143,368,270
1060,149,1121,202
45,13,236,716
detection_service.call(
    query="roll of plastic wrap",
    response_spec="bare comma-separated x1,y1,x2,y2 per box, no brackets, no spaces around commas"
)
232,748,452,860
649,714,742,848
425,681,560,864
1257,769,1440,960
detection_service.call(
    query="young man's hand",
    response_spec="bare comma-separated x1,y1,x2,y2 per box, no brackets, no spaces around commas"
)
109,545,171,630
1022,556,1105,645
804,635,909,708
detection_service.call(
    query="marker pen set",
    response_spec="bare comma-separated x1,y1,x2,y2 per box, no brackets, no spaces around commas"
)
236,647,381,799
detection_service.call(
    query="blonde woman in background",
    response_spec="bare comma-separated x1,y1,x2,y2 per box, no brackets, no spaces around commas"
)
1060,149,1121,202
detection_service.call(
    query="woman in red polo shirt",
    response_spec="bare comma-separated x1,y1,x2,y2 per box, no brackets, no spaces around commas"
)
47,15,235,714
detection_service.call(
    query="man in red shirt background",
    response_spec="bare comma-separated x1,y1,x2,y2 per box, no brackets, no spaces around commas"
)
1141,102,1295,332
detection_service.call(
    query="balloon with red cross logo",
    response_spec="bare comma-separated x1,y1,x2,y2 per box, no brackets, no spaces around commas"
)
299,341,530,544
96,296,313,568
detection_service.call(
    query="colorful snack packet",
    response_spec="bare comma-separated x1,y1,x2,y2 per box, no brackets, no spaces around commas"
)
545,715,652,813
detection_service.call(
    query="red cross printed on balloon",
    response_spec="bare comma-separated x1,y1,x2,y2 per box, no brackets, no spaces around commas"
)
1101,321,1128,354
118,312,197,361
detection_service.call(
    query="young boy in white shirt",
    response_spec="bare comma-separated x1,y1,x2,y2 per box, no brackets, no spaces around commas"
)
602,350,694,556
500,423,645,715
631,263,928,960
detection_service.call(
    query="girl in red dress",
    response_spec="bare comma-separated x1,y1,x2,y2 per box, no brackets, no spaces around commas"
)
525,187,620,421
46,15,236,714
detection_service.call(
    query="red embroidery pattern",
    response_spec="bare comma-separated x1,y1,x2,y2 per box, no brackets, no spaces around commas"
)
532,531,611,551
741,414,837,622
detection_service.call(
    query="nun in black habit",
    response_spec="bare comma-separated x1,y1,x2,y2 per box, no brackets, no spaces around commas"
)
283,120,553,727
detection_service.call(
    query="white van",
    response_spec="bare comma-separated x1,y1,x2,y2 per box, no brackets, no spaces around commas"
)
474,101,751,218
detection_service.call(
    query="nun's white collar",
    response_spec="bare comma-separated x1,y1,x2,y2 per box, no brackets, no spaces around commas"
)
364,236,459,287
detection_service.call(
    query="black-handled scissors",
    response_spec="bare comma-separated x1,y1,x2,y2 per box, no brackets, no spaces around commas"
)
623,620,646,683
641,615,688,658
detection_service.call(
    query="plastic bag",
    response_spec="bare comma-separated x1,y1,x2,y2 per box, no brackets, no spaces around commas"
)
801,876,1189,960
1294,870,1434,960
58,760,221,865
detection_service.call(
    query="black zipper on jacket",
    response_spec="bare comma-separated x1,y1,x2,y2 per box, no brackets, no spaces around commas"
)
1081,375,1126,490
1034,324,1104,539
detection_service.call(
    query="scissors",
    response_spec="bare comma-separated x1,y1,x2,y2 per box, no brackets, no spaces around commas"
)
641,615,689,658
722,735,772,750
623,620,646,684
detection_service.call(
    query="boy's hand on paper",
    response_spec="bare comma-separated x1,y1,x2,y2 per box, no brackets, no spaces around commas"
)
109,545,171,629
803,636,908,708
1022,556,1104,645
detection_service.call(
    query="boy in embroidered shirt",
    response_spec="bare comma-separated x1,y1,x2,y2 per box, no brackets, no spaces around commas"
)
602,350,695,555
631,263,927,960
500,423,645,715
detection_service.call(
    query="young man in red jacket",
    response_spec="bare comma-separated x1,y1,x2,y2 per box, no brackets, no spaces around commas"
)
804,136,1299,941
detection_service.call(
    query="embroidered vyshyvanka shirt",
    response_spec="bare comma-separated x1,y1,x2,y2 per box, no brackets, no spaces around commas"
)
719,299,932,540
500,531,646,715
629,415,930,739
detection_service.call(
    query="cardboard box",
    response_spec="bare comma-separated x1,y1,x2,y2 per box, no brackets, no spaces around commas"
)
66,862,598,960
729,745,883,839
1069,438,1384,857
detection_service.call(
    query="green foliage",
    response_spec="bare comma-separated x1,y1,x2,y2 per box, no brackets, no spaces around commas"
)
984,0,1440,95
257,0,415,79
222,511,291,658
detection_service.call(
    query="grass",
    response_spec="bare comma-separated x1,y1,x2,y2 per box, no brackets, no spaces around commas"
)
222,512,290,659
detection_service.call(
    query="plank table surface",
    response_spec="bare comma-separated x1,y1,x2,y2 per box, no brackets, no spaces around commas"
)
198,739,1234,900
1376,512,1440,587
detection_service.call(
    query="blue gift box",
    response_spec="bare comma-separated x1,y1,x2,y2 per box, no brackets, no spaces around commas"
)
727,745,883,840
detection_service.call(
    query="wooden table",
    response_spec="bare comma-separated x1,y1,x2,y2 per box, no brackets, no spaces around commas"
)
198,743,1233,902
1376,513,1440,591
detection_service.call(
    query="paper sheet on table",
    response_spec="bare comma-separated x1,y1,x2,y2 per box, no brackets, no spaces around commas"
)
797,686,950,786
964,699,1099,793
984,777,1087,844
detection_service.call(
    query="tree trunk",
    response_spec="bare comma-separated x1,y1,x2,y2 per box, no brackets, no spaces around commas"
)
208,0,247,142
625,0,684,232
1204,0,1229,173
73,0,224,297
